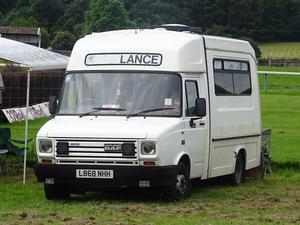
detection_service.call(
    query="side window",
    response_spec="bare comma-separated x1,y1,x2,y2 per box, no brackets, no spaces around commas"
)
214,59,252,96
185,81,199,117
233,73,251,95
214,72,234,95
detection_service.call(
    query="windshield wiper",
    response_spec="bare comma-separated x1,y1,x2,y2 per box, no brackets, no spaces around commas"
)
126,107,175,118
79,107,126,118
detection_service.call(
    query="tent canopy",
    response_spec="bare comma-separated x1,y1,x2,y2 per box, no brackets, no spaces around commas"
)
0,37,69,71
0,36,69,185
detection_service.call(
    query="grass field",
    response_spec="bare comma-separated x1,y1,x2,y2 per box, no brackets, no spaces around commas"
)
258,66,300,166
259,42,300,60
0,169,299,225
0,67,300,224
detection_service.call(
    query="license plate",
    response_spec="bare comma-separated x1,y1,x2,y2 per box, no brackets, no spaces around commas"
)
76,169,113,179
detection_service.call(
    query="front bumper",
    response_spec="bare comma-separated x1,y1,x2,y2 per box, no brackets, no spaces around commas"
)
34,164,176,190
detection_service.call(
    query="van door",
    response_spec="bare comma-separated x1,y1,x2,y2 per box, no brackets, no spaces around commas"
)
183,79,208,179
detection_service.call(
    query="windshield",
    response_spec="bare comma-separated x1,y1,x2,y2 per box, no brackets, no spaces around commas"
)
57,72,182,117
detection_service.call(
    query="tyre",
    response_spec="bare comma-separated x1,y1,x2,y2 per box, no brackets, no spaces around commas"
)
163,162,191,201
44,183,70,200
231,153,245,185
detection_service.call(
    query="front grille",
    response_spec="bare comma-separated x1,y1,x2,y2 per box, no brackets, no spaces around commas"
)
54,139,138,165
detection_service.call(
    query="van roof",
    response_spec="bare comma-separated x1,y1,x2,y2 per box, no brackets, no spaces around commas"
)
67,29,255,72
203,35,255,57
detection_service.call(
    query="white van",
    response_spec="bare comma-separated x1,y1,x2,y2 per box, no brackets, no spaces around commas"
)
34,25,262,200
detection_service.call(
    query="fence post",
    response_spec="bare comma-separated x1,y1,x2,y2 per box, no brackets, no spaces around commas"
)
264,73,268,93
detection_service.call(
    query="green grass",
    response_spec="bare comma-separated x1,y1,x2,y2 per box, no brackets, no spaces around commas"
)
260,94,300,165
257,67,300,165
0,170,299,225
258,66,300,91
259,42,300,60
0,118,49,140
0,67,300,224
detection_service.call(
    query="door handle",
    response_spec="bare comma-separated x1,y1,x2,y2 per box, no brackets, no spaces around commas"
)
189,118,205,128
189,117,200,128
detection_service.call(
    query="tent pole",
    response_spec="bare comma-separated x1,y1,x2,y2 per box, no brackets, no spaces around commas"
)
23,69,31,185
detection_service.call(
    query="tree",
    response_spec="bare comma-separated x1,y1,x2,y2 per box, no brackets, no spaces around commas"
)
127,0,190,28
50,31,77,50
0,0,17,14
83,0,131,34
204,24,232,37
1,0,300,44
189,0,220,29
256,0,300,41
1,9,38,27
31,0,64,27
41,28,50,48
51,0,90,36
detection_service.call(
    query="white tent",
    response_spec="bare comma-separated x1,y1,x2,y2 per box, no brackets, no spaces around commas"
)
0,37,69,184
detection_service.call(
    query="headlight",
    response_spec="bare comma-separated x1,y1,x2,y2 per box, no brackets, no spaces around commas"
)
141,141,156,155
39,140,53,153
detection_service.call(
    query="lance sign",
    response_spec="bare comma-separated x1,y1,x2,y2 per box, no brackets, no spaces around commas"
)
2,102,50,123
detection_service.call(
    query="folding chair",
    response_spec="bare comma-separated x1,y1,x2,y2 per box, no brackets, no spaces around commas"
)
0,149,8,175
0,128,33,175
0,129,9,175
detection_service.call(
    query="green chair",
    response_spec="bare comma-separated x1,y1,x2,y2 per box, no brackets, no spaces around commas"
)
0,149,8,175
0,128,33,175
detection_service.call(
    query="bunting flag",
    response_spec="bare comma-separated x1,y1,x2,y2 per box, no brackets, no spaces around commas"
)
2,102,50,123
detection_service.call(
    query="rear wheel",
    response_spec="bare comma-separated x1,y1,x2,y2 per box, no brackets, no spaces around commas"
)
231,153,245,185
163,162,191,201
44,183,70,200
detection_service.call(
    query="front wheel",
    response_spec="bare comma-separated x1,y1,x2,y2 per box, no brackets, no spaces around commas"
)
44,183,70,200
163,162,191,201
231,153,245,185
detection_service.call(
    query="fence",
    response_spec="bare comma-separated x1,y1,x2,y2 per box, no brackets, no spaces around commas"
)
258,71,300,94
0,69,65,122
259,60,300,67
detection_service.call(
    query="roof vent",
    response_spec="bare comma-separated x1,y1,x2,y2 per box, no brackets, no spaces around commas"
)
160,24,191,32
154,24,202,34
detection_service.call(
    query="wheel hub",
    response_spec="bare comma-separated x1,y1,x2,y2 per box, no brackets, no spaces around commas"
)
176,174,186,195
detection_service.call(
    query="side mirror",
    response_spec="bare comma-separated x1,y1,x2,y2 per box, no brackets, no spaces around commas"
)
195,98,206,117
49,96,57,115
